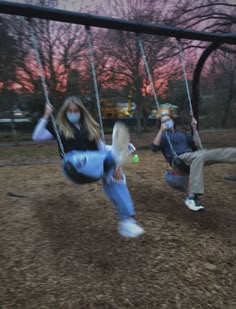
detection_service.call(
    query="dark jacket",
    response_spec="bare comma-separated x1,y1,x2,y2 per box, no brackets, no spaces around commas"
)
46,121,98,157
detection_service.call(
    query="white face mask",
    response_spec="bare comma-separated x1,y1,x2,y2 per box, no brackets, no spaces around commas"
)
166,119,174,130
66,112,81,123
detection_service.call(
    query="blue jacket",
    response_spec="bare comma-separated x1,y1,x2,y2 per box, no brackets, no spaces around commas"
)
151,130,196,163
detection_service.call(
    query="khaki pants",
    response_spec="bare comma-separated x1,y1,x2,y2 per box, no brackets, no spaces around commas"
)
179,148,236,194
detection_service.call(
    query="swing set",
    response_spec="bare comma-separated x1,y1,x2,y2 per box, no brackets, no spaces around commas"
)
0,1,235,183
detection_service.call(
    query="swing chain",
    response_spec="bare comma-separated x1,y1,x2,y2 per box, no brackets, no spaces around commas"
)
177,39,203,149
137,34,177,157
28,18,66,157
177,39,194,117
86,26,105,142
137,34,161,110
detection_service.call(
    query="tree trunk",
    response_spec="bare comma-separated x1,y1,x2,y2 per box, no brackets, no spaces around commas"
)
11,115,18,146
135,92,144,136
136,108,142,136
221,89,233,127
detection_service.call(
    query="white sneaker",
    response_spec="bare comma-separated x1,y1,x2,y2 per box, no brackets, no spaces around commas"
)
118,219,145,238
184,198,204,212
112,122,130,166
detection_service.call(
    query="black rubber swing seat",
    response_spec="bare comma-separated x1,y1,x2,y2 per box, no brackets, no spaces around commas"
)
224,175,236,182
171,156,190,176
63,161,99,184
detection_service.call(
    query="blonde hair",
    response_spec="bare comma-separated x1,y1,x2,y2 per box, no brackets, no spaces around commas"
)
56,96,101,141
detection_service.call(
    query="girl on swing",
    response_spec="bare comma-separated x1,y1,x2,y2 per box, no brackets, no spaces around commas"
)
151,112,236,211
33,95,144,238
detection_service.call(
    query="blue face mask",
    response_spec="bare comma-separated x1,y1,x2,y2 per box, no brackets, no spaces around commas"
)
166,119,174,130
67,112,81,123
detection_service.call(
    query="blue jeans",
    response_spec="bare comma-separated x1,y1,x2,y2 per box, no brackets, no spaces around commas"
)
63,150,135,221
164,170,188,193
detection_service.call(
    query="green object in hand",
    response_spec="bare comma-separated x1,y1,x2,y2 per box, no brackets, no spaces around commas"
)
132,154,139,163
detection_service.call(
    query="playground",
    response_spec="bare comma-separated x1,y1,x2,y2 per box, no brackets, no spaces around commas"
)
0,2,235,308
0,130,235,309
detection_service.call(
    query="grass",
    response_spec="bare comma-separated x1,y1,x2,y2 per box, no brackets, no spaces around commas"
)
0,143,59,160
0,131,33,142
0,126,155,143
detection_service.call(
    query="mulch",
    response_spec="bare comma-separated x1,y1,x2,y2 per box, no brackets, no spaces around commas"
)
0,130,235,309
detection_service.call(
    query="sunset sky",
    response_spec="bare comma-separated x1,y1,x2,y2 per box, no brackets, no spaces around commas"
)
3,0,107,13
1,0,235,99
1,0,171,19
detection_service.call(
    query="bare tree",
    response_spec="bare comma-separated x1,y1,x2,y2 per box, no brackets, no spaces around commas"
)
0,16,20,144
207,50,236,127
165,0,236,34
0,17,18,89
160,0,236,128
1,0,235,130
94,0,179,133
4,14,88,111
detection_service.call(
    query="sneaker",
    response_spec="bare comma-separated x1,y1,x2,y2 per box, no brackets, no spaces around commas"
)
184,197,205,212
112,122,130,166
118,218,145,238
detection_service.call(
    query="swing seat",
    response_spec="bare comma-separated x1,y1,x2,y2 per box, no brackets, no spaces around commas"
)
224,175,236,182
63,161,99,184
171,156,190,176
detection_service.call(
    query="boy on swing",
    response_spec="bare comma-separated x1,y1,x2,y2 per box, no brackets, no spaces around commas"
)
151,112,236,211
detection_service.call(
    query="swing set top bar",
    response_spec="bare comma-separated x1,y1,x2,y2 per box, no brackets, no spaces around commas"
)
0,1,236,44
